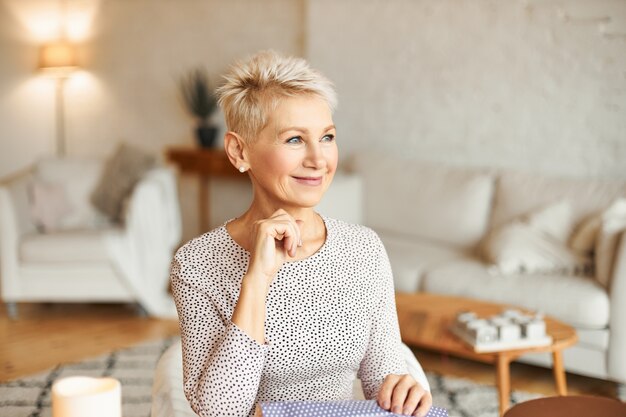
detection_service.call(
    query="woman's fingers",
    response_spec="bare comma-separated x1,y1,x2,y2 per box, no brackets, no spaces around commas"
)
402,383,425,416
267,211,302,257
414,391,432,417
282,228,296,257
377,374,399,410
295,219,304,247
377,375,431,416
250,210,305,278
273,220,297,257
390,375,414,414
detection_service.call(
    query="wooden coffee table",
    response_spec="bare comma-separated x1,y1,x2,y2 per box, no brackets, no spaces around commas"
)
395,293,578,416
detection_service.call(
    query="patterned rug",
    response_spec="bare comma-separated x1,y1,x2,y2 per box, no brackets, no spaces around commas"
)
0,337,541,417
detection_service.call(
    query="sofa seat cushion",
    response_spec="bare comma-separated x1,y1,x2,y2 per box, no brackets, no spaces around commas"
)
20,228,125,263
422,259,609,329
378,232,467,293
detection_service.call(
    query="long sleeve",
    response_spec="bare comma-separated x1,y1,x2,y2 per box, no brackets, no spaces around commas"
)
170,247,269,417
356,232,408,399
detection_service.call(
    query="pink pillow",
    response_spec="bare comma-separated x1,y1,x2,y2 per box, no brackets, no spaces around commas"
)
28,180,73,233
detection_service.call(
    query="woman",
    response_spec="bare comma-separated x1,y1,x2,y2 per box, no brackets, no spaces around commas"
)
170,50,432,417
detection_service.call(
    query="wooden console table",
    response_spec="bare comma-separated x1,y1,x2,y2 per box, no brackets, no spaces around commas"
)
165,146,245,232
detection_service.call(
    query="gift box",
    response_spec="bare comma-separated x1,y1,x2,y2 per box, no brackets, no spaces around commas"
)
259,399,448,417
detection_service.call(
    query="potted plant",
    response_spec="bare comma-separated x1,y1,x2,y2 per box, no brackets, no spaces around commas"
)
179,68,218,148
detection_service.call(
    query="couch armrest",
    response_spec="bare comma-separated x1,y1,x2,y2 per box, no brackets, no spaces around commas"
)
143,167,182,250
0,170,36,300
104,167,181,317
0,187,20,299
608,230,626,382
0,170,37,237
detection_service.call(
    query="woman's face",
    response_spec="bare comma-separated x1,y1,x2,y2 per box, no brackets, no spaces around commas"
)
246,94,338,210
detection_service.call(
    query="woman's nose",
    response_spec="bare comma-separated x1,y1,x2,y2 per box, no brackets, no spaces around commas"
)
303,143,326,169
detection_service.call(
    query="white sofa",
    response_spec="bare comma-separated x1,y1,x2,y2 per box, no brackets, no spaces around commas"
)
350,152,626,389
0,156,182,318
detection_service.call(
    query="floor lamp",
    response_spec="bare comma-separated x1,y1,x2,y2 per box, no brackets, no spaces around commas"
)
38,42,78,157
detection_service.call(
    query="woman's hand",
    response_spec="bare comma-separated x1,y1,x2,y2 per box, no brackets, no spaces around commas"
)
233,209,303,345
377,374,432,416
247,209,303,284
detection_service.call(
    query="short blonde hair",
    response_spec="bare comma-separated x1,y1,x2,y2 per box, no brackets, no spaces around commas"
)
216,50,337,142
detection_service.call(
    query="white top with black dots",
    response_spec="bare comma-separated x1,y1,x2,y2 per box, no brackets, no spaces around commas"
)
170,215,408,417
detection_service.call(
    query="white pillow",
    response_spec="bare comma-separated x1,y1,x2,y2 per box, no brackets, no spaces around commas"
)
28,180,73,233
525,200,573,243
595,198,626,289
481,201,590,275
35,157,111,230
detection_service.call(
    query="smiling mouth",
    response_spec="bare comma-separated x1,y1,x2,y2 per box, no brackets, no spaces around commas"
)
292,176,323,186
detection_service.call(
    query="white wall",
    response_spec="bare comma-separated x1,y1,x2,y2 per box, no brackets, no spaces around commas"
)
0,0,57,177
0,0,305,240
1,0,305,161
308,0,626,179
1,0,625,241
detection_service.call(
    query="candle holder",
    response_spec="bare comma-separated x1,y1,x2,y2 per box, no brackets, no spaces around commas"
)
52,376,121,417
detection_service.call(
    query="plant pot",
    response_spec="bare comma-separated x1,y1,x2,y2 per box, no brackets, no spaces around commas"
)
196,125,218,148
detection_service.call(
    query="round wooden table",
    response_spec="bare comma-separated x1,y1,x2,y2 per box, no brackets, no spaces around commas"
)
395,293,578,416
503,395,626,417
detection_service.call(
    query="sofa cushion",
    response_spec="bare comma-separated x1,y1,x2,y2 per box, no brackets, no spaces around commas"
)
91,143,156,224
569,214,602,254
490,170,626,230
378,231,467,293
35,157,110,230
20,228,124,263
352,152,495,248
595,198,626,289
523,200,573,243
28,180,73,233
480,201,590,275
481,222,591,275
422,259,609,329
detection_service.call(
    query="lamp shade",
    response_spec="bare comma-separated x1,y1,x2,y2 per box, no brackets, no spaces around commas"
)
39,42,78,74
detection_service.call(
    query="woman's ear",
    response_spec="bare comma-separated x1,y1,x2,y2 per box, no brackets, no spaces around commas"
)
224,132,249,171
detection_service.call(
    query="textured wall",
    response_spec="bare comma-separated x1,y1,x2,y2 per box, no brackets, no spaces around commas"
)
65,0,305,158
1,0,625,241
307,0,626,179
0,0,304,166
0,0,57,177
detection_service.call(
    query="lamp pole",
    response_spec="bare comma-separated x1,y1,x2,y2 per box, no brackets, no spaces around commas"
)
55,76,67,156
38,42,77,156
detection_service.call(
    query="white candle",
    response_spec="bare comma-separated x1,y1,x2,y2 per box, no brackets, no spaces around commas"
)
52,376,121,417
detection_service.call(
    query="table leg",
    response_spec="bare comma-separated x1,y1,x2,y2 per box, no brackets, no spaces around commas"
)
617,383,626,401
496,355,511,417
199,175,209,232
552,350,567,395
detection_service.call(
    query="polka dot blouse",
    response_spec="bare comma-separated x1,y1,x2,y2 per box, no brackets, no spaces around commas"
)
170,214,408,417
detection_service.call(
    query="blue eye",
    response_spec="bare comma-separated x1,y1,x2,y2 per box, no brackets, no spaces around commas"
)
286,136,302,144
322,134,335,142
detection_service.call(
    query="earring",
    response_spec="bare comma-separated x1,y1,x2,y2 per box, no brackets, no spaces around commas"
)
238,166,247,173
